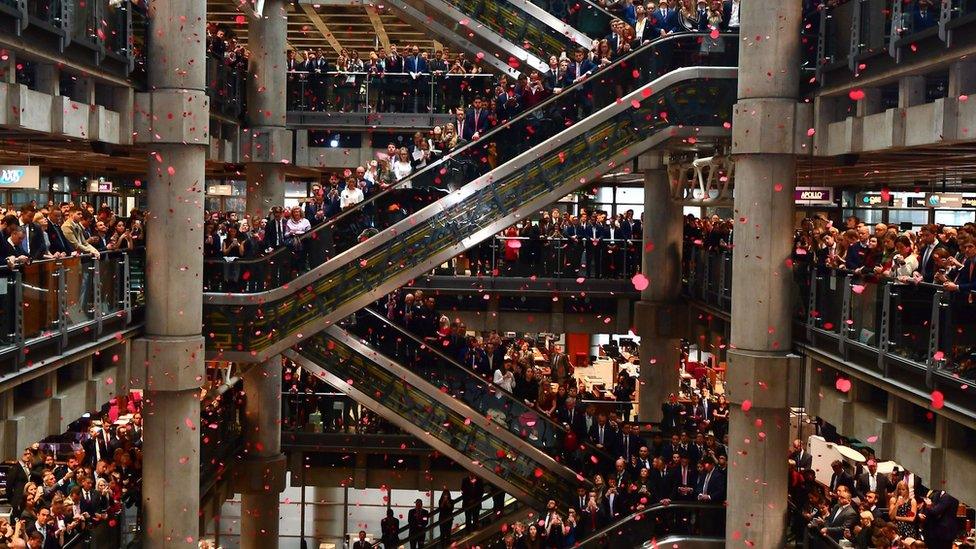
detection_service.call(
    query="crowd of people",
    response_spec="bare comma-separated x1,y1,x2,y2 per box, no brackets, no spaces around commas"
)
0,202,144,269
2,403,143,548
789,436,962,549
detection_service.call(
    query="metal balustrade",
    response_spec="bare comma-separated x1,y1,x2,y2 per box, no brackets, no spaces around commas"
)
0,249,144,374
683,248,976,417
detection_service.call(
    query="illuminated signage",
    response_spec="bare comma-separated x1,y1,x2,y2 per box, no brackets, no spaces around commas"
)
0,166,40,189
794,187,834,205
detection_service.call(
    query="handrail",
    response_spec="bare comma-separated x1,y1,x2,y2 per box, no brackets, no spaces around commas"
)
286,70,495,77
368,489,509,548
357,307,616,465
201,31,730,287
574,502,726,547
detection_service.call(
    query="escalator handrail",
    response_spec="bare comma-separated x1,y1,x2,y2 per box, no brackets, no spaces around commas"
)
357,307,616,465
574,501,726,547
369,489,504,548
201,31,730,287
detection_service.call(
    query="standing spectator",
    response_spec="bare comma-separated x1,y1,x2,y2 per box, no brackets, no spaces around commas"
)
380,508,399,549
406,499,429,549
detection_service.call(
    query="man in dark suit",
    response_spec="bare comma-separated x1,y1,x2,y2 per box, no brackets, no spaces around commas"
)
460,474,484,530
352,530,370,549
578,497,605,538
944,239,976,296
0,225,28,267
403,45,429,113
263,207,288,249
670,455,697,502
462,96,490,141
615,423,643,462
566,48,597,117
695,457,726,502
406,499,429,549
612,458,632,488
654,0,681,35
650,456,675,503
18,207,46,260
45,210,72,255
632,4,656,45
856,460,892,503
919,490,960,549
819,490,857,541
918,224,942,282
913,0,938,31
828,460,855,496
556,396,581,431
660,394,685,434
789,439,813,470
78,476,107,520
7,448,37,518
380,508,400,548
588,413,616,455
601,483,626,522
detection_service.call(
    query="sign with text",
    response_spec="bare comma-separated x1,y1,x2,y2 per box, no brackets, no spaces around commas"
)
0,166,40,189
855,192,892,207
208,184,235,197
794,187,835,205
924,193,976,208
87,180,113,193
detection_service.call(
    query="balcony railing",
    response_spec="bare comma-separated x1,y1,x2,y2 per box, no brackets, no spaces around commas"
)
683,247,976,416
0,249,144,374
286,71,494,115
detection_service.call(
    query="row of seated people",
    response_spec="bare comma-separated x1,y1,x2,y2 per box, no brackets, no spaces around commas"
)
0,202,144,269
789,435,964,549
1,404,142,548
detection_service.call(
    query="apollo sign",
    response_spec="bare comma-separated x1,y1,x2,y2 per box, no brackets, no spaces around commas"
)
794,187,834,205
0,166,40,189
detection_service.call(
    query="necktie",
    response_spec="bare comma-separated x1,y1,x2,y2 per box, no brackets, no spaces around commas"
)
625,437,629,457
23,226,29,254
682,467,687,485
703,471,711,493
599,426,604,444
870,474,876,491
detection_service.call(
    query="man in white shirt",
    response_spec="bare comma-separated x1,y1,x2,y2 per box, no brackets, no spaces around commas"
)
339,177,365,210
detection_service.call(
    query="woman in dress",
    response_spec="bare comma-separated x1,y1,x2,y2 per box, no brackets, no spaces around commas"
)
711,394,730,440
437,490,454,544
888,480,919,539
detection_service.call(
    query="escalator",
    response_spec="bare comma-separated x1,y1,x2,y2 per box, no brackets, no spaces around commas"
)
387,0,598,76
283,323,585,509
204,33,738,362
354,307,614,467
370,490,528,549
575,503,726,549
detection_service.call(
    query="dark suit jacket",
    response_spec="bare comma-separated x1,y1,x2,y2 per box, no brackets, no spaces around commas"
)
695,468,726,501
462,108,490,140
46,221,71,254
654,7,681,33
79,490,106,516
790,449,813,470
954,257,976,293
670,466,698,500
0,237,24,262
6,461,35,509
407,508,429,531
921,491,960,547
855,472,892,502
460,476,485,504
600,492,626,520
352,541,371,549
828,471,855,494
650,469,674,502
21,222,47,260
578,509,605,538
823,504,858,540
264,217,289,248
565,59,597,83
912,5,938,31
588,423,616,452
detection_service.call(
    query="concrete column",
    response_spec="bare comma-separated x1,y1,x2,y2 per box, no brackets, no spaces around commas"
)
244,0,291,219
948,60,976,98
134,0,209,546
726,0,803,546
73,77,96,105
1,52,15,84
855,88,883,117
239,357,286,549
898,75,926,108
35,64,60,96
635,153,683,423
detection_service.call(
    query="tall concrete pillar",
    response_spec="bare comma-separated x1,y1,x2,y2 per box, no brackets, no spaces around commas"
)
238,357,286,549
635,153,683,423
726,1,803,546
244,0,292,219
133,0,209,546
